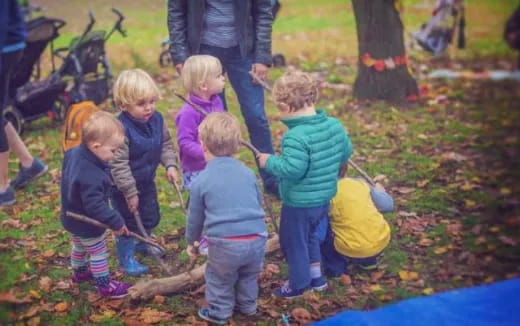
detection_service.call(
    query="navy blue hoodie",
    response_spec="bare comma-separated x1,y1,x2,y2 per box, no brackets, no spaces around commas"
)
60,144,124,238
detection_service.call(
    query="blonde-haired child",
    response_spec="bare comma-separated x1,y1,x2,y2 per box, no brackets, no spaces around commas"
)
185,112,267,325
110,69,179,276
60,111,132,299
175,55,225,190
257,70,354,299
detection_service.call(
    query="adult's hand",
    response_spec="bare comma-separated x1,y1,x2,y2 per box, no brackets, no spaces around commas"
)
251,63,269,84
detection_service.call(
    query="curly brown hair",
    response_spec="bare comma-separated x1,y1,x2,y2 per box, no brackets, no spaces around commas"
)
272,70,319,112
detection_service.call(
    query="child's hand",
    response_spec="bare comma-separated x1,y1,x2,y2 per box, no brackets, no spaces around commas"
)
114,225,129,236
186,244,199,259
256,153,271,168
374,182,386,191
126,195,139,213
166,166,179,184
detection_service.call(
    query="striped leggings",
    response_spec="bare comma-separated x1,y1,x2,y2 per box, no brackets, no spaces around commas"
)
70,234,109,278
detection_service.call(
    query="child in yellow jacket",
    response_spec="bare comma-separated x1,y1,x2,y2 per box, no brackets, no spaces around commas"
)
319,178,393,276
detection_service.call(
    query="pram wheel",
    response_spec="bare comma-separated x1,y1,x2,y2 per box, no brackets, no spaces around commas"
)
3,105,25,135
52,95,69,122
159,49,172,67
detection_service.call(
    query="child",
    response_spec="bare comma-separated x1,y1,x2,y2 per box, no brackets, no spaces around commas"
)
320,177,393,277
185,112,267,325
60,111,131,299
257,70,353,299
110,69,179,276
175,54,225,190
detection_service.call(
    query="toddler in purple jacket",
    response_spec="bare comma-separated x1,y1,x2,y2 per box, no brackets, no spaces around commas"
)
175,55,225,190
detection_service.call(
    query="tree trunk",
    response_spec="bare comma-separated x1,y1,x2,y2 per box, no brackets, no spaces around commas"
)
128,234,280,300
352,0,418,103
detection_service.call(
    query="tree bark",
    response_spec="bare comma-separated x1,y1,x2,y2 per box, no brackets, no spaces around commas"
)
128,234,280,300
352,0,418,103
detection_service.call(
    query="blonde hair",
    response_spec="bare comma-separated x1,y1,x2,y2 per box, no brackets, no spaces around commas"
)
82,111,124,145
182,55,223,93
198,112,241,156
272,70,319,112
113,69,161,109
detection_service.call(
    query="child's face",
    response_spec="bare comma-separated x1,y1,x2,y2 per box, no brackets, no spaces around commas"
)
90,134,123,162
124,97,157,121
203,73,225,96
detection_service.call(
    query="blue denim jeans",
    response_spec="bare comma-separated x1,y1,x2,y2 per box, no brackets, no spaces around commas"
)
279,204,329,291
320,226,379,277
205,236,266,320
199,44,276,189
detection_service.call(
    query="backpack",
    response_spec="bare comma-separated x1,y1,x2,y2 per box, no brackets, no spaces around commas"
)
61,101,101,152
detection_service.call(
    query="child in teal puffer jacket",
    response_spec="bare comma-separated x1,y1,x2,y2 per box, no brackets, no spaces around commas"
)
257,70,353,298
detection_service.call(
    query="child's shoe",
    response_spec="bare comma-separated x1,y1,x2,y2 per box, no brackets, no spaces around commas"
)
198,308,227,325
96,280,131,299
272,281,307,299
0,186,16,206
10,158,48,189
310,276,328,291
116,236,148,276
72,269,94,283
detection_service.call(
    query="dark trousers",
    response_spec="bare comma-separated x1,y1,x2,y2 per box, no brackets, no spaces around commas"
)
0,50,23,152
320,226,378,277
279,203,328,291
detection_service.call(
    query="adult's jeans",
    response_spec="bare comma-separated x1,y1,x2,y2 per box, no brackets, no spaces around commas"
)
279,203,329,291
205,236,266,320
199,44,276,189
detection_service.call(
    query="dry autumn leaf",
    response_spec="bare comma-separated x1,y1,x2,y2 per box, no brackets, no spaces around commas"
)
422,288,434,295
54,302,69,312
292,307,313,325
340,274,352,285
39,277,52,292
399,270,419,281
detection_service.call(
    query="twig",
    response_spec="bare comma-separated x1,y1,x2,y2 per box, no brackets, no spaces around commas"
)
249,71,376,187
171,180,186,215
133,211,174,276
65,211,165,251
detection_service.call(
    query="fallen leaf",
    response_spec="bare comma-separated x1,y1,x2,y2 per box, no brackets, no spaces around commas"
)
416,179,429,187
54,302,68,312
433,246,449,254
29,290,41,300
292,307,312,325
499,235,517,246
440,152,468,162
394,187,416,194
42,249,55,258
422,288,434,295
340,274,352,285
39,277,52,292
399,270,419,281
465,199,476,208
419,238,434,246
18,305,40,320
140,308,172,324
153,295,165,304
369,284,383,292
500,187,512,195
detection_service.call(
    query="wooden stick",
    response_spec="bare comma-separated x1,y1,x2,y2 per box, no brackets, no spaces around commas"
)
133,211,174,276
249,71,376,187
171,180,186,215
65,211,165,251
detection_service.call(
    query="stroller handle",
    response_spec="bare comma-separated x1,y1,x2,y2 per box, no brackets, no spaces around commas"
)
105,8,127,40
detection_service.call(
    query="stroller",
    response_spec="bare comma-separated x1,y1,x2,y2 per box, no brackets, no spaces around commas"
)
4,9,126,134
412,0,466,55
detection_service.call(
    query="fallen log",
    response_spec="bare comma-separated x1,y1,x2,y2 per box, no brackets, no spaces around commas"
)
128,234,280,300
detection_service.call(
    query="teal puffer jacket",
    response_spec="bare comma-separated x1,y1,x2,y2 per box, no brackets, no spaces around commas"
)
265,110,353,207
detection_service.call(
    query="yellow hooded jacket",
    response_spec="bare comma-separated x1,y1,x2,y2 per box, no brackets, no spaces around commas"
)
330,178,391,258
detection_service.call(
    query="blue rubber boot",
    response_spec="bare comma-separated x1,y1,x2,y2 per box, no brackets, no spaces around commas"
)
116,236,148,276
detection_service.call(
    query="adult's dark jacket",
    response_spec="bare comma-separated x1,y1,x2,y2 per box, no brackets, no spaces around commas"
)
167,0,273,66
60,144,124,238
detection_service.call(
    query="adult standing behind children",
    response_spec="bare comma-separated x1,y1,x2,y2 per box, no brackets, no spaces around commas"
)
167,0,278,195
186,112,267,325
110,69,179,277
257,70,353,299
0,0,48,206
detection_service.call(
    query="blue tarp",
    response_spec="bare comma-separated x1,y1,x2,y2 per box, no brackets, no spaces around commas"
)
314,278,520,326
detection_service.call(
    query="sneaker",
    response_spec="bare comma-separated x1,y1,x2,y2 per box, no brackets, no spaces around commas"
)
272,281,306,299
0,186,16,206
96,280,132,299
310,277,328,292
72,270,94,284
198,308,227,325
10,158,48,189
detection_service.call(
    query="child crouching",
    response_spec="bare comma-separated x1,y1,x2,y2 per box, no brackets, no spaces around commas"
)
60,111,131,299
186,112,267,325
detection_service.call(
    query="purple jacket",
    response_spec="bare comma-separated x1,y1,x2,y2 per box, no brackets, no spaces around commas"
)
175,93,224,172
